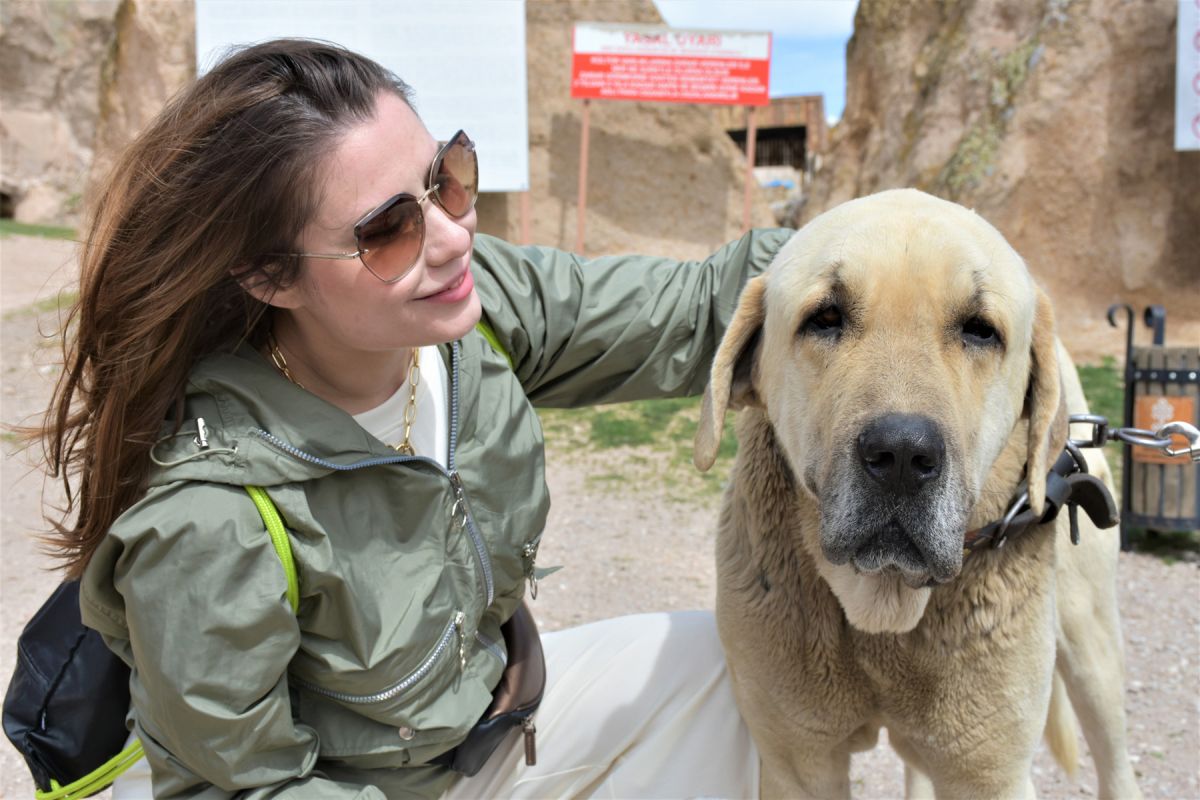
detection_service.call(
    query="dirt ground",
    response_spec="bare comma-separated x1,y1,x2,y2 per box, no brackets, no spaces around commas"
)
1,233,1197,798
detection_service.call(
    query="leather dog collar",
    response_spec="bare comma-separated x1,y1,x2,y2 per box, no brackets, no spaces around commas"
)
963,448,1119,556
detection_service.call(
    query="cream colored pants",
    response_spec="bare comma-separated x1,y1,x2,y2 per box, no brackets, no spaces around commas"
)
115,611,758,799
444,611,758,799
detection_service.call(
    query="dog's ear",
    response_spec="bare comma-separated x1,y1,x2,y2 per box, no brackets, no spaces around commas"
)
694,277,766,472
1025,287,1066,515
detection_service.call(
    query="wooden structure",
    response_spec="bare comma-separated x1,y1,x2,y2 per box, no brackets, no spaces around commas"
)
1110,305,1200,543
717,94,828,169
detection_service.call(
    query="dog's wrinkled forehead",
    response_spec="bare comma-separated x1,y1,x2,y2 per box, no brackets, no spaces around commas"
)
767,190,1036,344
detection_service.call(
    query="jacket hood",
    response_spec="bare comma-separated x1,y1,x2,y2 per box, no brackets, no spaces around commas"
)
147,344,430,488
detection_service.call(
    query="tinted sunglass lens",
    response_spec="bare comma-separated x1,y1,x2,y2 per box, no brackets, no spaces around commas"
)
434,137,477,217
357,197,422,281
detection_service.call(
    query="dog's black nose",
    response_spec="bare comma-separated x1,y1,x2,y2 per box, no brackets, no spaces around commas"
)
856,414,944,493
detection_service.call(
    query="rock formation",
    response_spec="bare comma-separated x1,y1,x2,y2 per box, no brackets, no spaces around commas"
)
0,0,118,223
85,0,195,210
801,0,1199,358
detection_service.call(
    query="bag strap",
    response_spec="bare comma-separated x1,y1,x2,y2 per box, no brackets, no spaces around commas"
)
474,320,513,369
33,489,296,800
243,486,299,613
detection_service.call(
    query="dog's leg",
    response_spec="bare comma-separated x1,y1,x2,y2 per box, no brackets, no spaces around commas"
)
903,762,935,800
887,729,935,800
758,746,851,800
893,732,1034,800
1055,531,1142,800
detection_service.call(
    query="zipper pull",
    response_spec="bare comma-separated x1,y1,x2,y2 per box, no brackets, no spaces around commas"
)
525,542,544,597
194,417,210,450
522,538,541,600
522,717,537,766
454,611,467,673
448,471,467,529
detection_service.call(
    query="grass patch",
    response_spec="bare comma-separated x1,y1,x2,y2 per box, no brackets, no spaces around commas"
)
586,397,700,449
2,289,79,321
1077,356,1123,428
0,219,77,240
1076,356,1124,484
1126,528,1200,562
538,396,740,499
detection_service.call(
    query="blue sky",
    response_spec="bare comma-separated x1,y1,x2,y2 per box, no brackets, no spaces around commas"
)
653,0,858,121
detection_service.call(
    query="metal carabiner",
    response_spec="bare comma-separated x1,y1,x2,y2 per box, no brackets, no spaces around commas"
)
1067,414,1109,449
1111,427,1174,451
1157,421,1200,463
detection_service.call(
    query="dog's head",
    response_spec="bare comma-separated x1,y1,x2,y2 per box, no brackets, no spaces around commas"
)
696,189,1065,634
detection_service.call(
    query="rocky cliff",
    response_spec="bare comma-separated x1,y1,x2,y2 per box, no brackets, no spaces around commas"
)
0,0,117,223
801,0,1199,357
85,0,194,208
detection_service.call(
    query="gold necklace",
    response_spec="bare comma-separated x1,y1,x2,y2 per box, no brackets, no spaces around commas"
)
267,332,420,455
395,348,420,455
267,330,303,388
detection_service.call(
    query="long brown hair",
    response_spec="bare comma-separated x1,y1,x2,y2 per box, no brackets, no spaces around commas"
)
42,39,412,577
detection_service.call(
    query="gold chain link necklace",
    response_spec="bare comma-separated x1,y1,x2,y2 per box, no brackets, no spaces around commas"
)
267,331,420,455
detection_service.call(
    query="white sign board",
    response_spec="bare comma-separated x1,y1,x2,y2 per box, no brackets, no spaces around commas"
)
195,0,529,190
1177,0,1200,150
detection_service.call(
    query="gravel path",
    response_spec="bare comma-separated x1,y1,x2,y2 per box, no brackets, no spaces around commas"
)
1,284,1196,798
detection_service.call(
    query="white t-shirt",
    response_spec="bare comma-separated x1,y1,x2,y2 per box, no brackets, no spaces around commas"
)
352,345,449,468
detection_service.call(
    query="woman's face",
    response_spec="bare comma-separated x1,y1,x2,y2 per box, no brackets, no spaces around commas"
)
271,92,481,352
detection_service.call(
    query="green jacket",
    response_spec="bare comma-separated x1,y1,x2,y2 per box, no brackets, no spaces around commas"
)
80,230,791,798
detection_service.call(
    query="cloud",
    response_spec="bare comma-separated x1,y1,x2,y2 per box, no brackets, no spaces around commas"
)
654,0,858,40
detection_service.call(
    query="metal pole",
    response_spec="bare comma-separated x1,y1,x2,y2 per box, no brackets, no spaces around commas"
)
1108,304,1136,551
742,105,758,233
575,99,591,255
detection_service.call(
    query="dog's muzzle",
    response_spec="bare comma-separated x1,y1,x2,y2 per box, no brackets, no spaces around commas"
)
820,414,965,585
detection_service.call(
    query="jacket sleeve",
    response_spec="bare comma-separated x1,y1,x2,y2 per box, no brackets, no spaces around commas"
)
81,483,384,800
470,228,792,407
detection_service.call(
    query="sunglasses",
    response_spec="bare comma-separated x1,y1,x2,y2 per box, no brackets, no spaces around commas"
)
278,130,478,283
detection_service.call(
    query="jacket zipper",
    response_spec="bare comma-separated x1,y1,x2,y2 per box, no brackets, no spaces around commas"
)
250,342,496,608
474,630,507,667
446,342,495,607
293,611,465,704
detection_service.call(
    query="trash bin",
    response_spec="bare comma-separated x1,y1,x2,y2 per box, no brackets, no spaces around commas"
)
1109,305,1200,545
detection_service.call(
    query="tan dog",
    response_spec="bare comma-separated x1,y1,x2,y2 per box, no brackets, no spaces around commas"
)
695,189,1141,799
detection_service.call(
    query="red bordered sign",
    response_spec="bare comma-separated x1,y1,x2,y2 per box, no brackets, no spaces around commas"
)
571,22,771,106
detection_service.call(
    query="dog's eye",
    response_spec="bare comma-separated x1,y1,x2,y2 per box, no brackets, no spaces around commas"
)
962,317,1000,347
804,305,844,336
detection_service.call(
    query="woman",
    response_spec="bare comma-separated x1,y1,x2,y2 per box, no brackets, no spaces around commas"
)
44,39,791,797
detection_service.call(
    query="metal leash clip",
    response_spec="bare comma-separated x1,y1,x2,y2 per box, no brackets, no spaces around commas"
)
1156,421,1200,462
1069,414,1199,463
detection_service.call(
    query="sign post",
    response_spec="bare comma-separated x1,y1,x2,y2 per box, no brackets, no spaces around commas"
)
570,23,771,252
742,106,758,233
576,98,591,253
